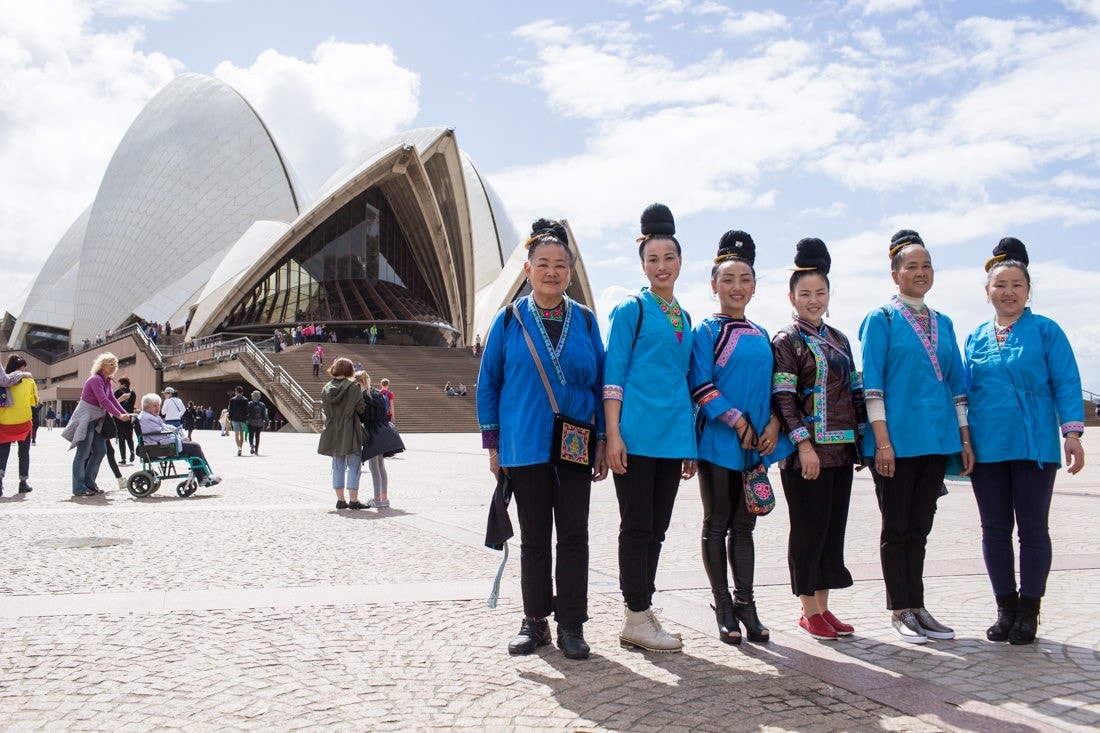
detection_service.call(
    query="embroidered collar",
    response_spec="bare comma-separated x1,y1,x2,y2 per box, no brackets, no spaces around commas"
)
526,296,573,385
891,295,942,381
536,300,566,322
647,289,685,332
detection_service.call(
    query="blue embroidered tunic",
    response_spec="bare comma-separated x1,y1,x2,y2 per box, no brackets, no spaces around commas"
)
964,308,1084,466
858,296,968,458
477,295,606,468
603,288,696,459
689,315,794,471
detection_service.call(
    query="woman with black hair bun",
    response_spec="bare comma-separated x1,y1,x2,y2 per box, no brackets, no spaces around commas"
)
859,229,972,644
771,238,865,640
689,230,792,645
477,218,607,660
604,203,697,653
964,237,1084,645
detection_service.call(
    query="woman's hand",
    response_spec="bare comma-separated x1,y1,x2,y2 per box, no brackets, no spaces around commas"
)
1065,436,1085,475
592,440,609,482
875,444,895,478
756,417,781,456
735,417,757,450
118,413,131,422
489,449,507,477
959,442,975,476
606,434,628,475
798,443,821,480
681,459,697,480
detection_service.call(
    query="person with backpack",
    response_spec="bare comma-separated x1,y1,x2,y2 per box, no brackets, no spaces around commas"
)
859,229,973,644
227,386,250,456
477,218,607,661
246,391,269,455
354,371,402,508
771,238,864,641
604,204,697,653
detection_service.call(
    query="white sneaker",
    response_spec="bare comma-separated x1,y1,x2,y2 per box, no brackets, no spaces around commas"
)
619,607,683,652
914,608,955,640
891,610,928,644
118,476,128,491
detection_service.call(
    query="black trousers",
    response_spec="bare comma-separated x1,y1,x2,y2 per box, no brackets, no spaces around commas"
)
116,420,135,461
697,460,759,604
509,463,592,625
872,454,947,610
780,466,854,597
249,425,263,451
0,436,31,480
614,456,682,612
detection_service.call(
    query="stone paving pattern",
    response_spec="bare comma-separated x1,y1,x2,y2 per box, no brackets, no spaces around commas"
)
0,428,1097,731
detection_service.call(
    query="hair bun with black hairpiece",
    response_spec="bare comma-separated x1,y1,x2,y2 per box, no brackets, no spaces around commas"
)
640,203,676,236
985,236,1029,271
528,218,568,246
888,229,924,258
715,230,756,266
793,237,831,274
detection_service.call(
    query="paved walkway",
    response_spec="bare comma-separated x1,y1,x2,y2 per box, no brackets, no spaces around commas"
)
0,427,1096,731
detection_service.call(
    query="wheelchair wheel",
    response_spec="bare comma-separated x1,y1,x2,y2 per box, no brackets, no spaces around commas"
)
176,477,198,498
128,471,157,498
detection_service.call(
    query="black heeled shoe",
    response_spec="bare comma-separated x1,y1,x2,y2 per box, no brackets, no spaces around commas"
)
734,601,769,643
987,593,1017,642
556,623,590,659
713,594,741,645
1009,595,1040,645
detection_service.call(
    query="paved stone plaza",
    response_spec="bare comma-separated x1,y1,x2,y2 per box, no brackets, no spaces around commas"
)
0,427,1096,731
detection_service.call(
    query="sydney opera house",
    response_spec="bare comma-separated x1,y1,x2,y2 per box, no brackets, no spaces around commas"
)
1,73,595,430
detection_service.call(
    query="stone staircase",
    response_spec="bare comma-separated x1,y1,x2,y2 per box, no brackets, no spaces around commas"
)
270,344,483,433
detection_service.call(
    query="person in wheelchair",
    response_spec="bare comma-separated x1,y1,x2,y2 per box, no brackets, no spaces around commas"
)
137,393,221,487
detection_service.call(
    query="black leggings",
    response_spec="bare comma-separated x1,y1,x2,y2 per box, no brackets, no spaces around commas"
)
249,426,263,452
613,456,682,612
697,460,758,603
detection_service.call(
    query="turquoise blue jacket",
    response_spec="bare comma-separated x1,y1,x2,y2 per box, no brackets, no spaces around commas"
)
859,297,968,459
603,289,696,459
689,315,793,471
477,295,605,468
964,309,1083,467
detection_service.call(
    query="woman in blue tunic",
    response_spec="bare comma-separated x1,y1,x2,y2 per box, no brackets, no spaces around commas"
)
690,230,792,645
964,237,1084,645
604,203,696,653
477,218,607,660
859,229,973,644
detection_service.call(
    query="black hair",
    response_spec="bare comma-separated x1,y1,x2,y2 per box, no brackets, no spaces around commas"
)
5,354,27,373
789,237,832,291
637,203,681,259
985,236,1031,286
711,230,756,279
525,218,575,264
889,229,927,271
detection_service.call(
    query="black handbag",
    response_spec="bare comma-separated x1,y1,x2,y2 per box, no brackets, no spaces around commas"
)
511,305,597,472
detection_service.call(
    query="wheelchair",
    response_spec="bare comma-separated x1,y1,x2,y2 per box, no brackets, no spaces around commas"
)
126,419,215,498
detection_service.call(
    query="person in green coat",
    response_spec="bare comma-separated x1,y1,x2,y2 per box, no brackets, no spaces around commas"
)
318,357,366,510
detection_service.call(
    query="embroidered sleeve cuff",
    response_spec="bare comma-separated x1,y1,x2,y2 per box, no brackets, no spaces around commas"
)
850,371,864,391
690,382,720,408
603,385,624,401
481,429,500,450
1061,422,1085,436
789,427,811,443
718,408,743,429
772,372,797,394
864,388,884,401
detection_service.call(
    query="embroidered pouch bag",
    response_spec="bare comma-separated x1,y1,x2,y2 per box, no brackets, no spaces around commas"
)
551,413,597,472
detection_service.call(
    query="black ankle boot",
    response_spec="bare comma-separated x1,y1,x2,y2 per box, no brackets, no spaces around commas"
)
712,593,741,645
556,623,590,659
987,592,1018,642
508,618,551,655
734,601,769,642
18,480,33,493
1009,595,1040,645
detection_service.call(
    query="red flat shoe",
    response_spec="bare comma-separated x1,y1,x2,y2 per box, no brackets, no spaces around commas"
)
822,610,854,636
799,613,837,640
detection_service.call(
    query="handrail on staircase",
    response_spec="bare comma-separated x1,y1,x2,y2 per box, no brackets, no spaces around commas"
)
212,338,320,420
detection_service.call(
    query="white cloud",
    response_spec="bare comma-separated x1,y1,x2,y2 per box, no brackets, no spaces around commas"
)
852,0,923,16
213,41,420,191
719,10,789,37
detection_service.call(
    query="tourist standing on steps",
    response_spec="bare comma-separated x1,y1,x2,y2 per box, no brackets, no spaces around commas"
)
379,378,395,424
227,385,250,457
0,354,39,496
478,218,607,661
62,353,132,496
859,229,973,645
114,376,137,464
605,203,697,654
689,230,791,647
964,237,1084,645
771,238,864,642
319,357,367,510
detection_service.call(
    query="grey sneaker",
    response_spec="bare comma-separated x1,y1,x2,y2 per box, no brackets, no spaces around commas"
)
891,610,928,644
372,498,390,508
914,608,955,639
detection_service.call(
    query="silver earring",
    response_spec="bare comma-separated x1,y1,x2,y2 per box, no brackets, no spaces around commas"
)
825,308,830,318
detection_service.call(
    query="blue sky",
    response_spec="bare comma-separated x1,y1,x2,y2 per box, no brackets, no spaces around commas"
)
3,0,1099,390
